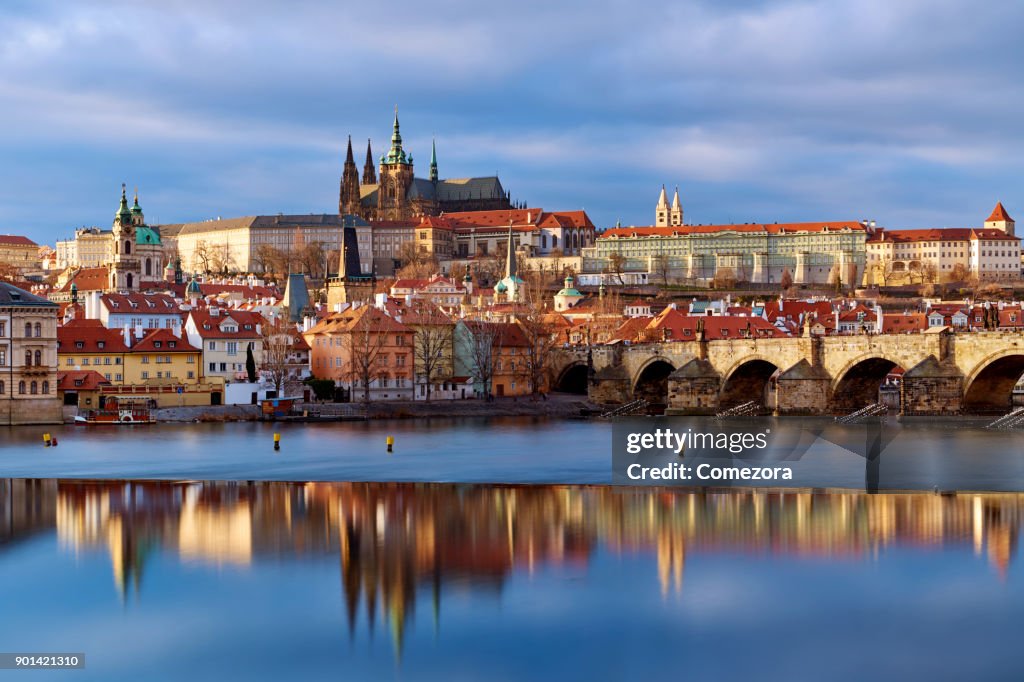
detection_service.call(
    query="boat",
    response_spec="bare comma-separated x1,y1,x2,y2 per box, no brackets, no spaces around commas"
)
80,397,157,425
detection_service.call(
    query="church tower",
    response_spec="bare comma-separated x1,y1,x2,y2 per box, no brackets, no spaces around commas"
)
376,107,415,220
362,139,376,185
339,135,361,215
670,186,683,226
110,184,141,291
655,185,669,227
429,138,439,183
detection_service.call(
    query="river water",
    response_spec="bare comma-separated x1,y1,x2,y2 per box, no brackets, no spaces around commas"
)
1,416,1023,491
0,479,1021,681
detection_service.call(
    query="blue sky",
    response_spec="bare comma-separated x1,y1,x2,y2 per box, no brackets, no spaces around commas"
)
1,0,1021,244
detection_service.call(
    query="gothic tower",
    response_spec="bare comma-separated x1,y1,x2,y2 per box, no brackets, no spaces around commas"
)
670,186,683,226
339,135,361,215
655,185,669,227
376,107,415,220
362,139,377,185
429,138,438,183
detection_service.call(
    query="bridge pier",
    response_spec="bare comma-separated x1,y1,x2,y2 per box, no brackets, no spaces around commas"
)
773,360,831,415
900,355,964,415
666,359,720,415
589,364,632,404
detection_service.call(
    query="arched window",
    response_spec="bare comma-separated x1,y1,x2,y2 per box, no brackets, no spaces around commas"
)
30,381,37,395
125,240,132,255
126,273,134,290
144,258,152,276
18,381,26,395
34,322,41,337
24,322,31,338
0,380,5,395
41,381,49,395
24,350,32,366
34,350,42,366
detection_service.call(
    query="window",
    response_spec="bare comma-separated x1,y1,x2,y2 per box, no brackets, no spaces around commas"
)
187,356,194,364
30,381,37,395
34,323,41,338
187,371,194,379
227,342,238,356
66,358,73,366
0,350,4,366
0,321,5,336
24,350,32,366
34,350,41,366
24,323,31,338
142,371,149,379
142,356,150,364
116,374,122,382
219,363,226,372
18,381,26,394
41,381,49,394
209,341,216,350
209,362,216,372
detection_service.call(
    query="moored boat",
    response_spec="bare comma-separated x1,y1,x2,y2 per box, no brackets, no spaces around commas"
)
80,397,156,424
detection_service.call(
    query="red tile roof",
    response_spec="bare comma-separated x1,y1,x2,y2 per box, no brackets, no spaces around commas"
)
882,313,928,334
188,309,265,339
57,370,111,391
132,329,199,352
0,235,37,247
101,293,178,313
59,267,109,293
987,202,1013,223
601,221,866,239
868,227,1018,243
58,319,129,353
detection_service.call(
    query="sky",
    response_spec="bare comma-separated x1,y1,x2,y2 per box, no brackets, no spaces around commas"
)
1,0,1022,245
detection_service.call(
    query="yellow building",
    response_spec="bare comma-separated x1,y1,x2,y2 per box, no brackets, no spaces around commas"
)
58,319,201,385
0,235,40,273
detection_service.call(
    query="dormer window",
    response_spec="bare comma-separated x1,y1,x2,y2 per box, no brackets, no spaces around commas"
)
75,341,84,349
154,341,162,348
97,341,105,349
169,341,176,348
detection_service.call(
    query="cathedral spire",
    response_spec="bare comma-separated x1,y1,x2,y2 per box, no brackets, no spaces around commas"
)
670,185,683,226
655,184,669,227
345,135,355,165
340,135,361,215
429,138,438,182
362,139,376,184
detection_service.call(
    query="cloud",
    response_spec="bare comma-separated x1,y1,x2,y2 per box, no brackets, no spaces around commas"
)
0,0,1021,242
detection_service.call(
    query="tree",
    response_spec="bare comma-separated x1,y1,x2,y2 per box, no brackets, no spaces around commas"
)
408,301,454,401
949,262,970,283
245,343,257,383
396,241,439,280
713,267,736,289
192,241,213,274
304,377,336,402
463,321,500,400
606,252,626,287
261,315,294,396
779,267,793,292
344,307,392,405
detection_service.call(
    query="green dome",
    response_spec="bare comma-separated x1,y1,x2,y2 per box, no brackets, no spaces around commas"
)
557,287,582,297
186,277,202,295
495,281,507,294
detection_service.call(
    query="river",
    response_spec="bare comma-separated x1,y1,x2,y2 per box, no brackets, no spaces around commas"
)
1,416,1023,491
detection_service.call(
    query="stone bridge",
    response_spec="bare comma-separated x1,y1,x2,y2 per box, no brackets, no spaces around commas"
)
550,329,1024,415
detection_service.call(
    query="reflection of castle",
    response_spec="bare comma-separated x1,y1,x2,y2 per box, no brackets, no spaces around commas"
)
1,480,1017,653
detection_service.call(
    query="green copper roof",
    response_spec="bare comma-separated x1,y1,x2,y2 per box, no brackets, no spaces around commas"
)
116,184,131,219
383,106,409,165
135,226,161,245
186,277,202,295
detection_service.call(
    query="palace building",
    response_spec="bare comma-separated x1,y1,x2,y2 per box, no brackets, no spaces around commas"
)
339,108,514,221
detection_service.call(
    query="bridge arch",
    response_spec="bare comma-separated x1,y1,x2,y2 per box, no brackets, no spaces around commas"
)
632,357,676,405
831,353,905,412
719,356,780,411
553,362,589,395
963,350,1024,413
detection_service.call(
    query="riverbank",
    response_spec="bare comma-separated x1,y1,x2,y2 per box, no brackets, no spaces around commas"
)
152,394,598,423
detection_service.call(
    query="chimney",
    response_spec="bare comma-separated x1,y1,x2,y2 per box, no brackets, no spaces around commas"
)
123,324,131,348
135,325,144,340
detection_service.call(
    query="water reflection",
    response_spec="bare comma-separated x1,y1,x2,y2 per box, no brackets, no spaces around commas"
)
0,479,1021,657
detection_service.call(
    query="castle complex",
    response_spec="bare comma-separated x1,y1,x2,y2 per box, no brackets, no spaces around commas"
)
339,108,514,221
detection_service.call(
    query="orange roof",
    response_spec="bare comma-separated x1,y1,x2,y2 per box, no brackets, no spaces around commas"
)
60,267,109,293
101,293,178,313
619,307,784,342
131,328,199,353
0,235,37,247
57,370,111,391
868,227,1018,243
987,202,1013,223
305,304,413,336
188,309,265,339
601,221,866,239
882,313,927,334
58,319,129,353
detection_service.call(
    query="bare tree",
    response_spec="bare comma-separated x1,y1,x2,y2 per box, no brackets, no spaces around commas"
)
396,241,439,280
463,321,501,400
344,307,391,405
193,240,213,274
260,314,293,396
408,301,454,401
949,262,970,283
713,267,737,289
779,267,793,292
606,252,626,287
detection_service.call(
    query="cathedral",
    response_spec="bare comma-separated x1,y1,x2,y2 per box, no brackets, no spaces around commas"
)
339,108,514,221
